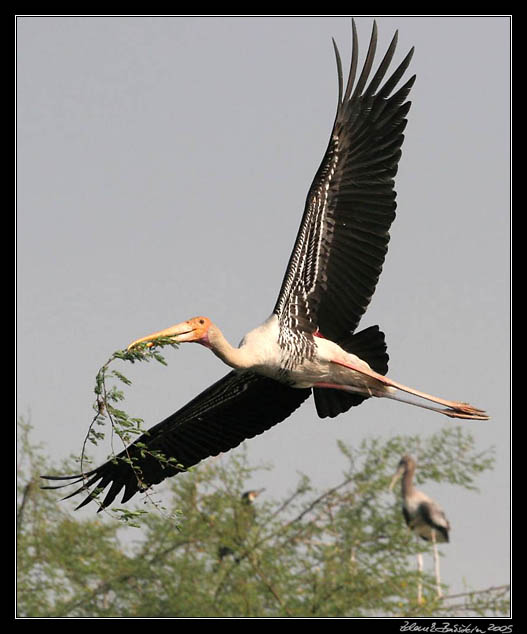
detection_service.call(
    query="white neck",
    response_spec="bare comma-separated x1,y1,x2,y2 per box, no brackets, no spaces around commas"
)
207,325,253,371
402,465,416,498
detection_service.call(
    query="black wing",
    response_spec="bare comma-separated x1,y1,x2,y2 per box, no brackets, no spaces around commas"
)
418,501,450,543
273,20,415,342
42,372,310,510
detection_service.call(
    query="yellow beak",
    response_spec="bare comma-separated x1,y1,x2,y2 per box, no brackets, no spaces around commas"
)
127,317,210,350
389,466,404,491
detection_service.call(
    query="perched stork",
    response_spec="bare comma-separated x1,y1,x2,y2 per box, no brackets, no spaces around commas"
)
217,488,265,563
241,488,266,505
390,454,450,599
42,21,487,512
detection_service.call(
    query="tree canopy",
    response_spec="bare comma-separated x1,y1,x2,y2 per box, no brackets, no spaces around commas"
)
17,419,510,618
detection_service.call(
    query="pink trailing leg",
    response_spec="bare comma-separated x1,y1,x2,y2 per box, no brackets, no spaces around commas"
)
315,358,488,420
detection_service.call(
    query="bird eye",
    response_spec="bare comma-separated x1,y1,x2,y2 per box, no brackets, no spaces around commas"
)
199,319,205,325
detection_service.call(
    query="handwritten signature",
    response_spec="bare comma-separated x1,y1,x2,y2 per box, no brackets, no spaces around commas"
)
400,623,512,634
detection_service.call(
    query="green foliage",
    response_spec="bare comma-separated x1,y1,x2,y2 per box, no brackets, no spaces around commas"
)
17,420,509,618
74,338,180,519
88,337,178,451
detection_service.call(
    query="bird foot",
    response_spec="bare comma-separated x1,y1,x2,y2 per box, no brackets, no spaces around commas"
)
442,402,489,420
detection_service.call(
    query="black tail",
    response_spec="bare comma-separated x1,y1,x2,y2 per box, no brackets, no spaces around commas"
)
313,325,389,418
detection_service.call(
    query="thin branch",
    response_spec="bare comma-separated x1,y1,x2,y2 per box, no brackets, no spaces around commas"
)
16,480,34,538
247,553,294,617
442,584,510,601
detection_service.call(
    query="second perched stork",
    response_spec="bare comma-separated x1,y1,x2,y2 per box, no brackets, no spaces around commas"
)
390,454,450,599
42,21,488,511
241,489,266,506
217,488,265,564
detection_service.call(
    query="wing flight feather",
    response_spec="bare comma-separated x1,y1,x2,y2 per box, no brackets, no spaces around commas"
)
42,372,310,510
274,20,415,343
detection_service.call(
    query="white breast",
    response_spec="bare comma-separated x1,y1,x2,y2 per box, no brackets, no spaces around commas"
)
238,315,283,375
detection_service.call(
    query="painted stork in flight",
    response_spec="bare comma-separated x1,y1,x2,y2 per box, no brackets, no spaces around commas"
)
42,21,488,511
390,454,450,598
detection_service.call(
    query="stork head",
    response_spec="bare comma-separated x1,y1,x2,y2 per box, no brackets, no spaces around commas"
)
389,454,416,490
241,488,265,504
127,316,213,350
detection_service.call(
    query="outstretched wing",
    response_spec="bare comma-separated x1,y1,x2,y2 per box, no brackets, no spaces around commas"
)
273,20,415,342
42,372,310,510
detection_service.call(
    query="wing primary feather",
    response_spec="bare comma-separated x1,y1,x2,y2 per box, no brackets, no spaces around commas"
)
40,474,87,489
363,30,398,98
342,18,359,104
378,47,415,99
332,38,343,106
101,480,126,510
350,20,378,102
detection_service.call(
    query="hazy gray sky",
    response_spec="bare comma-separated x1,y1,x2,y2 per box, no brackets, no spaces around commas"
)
17,15,510,600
